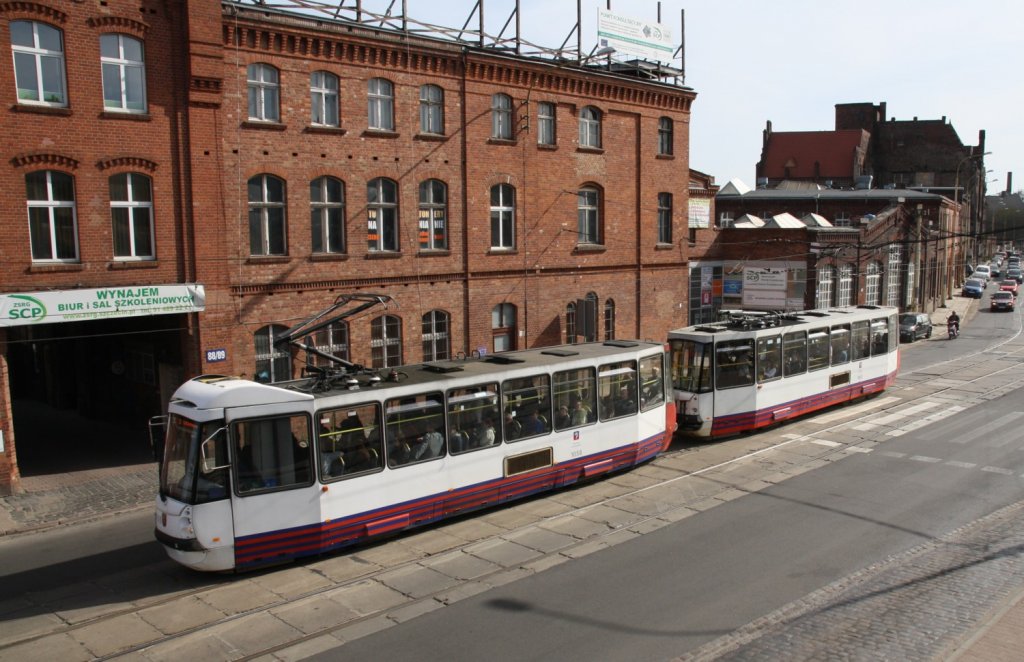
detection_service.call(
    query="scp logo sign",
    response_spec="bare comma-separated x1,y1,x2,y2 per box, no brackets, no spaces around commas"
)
5,295,46,322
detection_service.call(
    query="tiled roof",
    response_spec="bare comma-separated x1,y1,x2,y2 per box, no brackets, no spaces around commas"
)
761,129,867,179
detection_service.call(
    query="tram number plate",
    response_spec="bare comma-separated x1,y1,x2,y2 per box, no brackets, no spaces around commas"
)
206,348,227,363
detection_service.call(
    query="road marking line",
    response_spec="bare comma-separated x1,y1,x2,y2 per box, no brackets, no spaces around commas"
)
810,439,841,447
910,455,943,463
946,461,977,469
981,466,1015,475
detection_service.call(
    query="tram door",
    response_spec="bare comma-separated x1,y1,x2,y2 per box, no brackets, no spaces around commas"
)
226,402,319,544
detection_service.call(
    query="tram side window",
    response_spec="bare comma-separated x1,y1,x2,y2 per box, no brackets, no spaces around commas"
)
317,402,383,481
503,374,551,440
757,335,782,382
385,392,445,467
553,367,596,430
851,321,870,360
598,360,638,420
234,414,313,494
888,314,899,352
783,331,807,376
447,383,501,454
831,325,851,365
715,340,754,389
870,318,889,356
639,354,664,410
807,329,830,371
670,339,712,393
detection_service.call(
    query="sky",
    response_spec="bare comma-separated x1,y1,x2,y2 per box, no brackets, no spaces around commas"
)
279,0,1022,193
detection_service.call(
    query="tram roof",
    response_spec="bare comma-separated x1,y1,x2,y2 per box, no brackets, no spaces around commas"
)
668,306,897,339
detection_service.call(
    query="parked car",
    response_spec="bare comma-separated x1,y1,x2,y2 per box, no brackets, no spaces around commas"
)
991,291,1016,312
1000,279,1020,295
961,278,986,298
899,312,933,342
974,265,992,280
1008,267,1023,284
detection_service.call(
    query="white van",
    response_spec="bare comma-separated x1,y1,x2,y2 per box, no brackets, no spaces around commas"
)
974,264,992,279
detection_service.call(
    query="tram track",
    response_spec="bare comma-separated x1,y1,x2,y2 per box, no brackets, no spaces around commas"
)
8,338,1024,660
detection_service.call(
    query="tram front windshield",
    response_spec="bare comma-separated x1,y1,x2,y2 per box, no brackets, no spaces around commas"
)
160,414,229,505
670,339,712,393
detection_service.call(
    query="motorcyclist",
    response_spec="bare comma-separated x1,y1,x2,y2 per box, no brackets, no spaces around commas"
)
947,311,960,336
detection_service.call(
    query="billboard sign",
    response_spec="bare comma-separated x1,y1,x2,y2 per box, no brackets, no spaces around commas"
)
597,9,675,63
0,284,206,327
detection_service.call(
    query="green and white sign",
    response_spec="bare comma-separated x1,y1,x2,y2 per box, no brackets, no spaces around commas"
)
597,9,674,63
0,284,205,327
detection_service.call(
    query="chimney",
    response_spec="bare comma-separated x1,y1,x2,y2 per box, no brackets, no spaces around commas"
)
1008,172,1013,195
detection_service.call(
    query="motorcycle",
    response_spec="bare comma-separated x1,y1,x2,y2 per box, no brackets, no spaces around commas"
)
947,320,959,339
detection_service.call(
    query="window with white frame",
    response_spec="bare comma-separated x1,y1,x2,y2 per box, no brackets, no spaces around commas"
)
371,314,402,368
305,321,349,368
418,179,447,250
491,93,513,139
248,174,286,255
490,184,515,249
865,261,882,305
579,106,601,148
110,173,154,259
367,77,394,130
310,71,339,127
886,244,902,307
719,211,734,228
101,34,146,112
492,303,516,352
422,310,450,362
367,178,398,251
565,302,578,344
837,264,853,306
246,63,279,122
27,170,77,261
537,101,555,145
816,265,835,309
419,84,443,134
310,176,344,254
254,324,291,383
658,117,673,155
11,20,66,106
577,186,601,244
834,212,851,227
657,192,673,244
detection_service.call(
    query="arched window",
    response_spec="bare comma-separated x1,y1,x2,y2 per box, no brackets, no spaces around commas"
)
886,245,902,307
604,298,616,340
367,78,394,130
11,20,66,106
577,186,601,244
583,292,598,342
248,174,286,255
490,184,515,249
101,34,146,112
246,63,279,121
305,321,349,368
579,106,601,148
310,71,339,126
367,178,398,252
492,303,516,352
418,179,447,250
254,324,291,383
491,93,513,139
27,170,77,261
371,315,402,368
816,265,835,310
565,301,577,344
419,84,443,134
422,310,450,361
837,264,854,306
110,173,154,259
865,261,883,305
657,117,673,155
311,176,345,254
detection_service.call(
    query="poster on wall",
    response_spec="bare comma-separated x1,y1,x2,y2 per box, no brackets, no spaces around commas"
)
741,267,787,308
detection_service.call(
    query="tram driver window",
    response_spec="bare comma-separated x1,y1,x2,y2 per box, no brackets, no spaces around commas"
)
234,414,313,494
317,403,383,481
715,340,754,389
385,392,446,467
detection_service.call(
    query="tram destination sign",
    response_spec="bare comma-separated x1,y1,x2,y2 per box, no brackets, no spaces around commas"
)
0,284,205,327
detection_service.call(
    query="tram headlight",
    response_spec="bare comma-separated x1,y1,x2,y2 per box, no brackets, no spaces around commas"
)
182,506,194,536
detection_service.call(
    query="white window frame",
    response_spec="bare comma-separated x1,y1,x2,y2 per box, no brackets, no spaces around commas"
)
579,106,601,148
371,314,402,368
816,265,835,309
865,261,882,305
577,186,601,244
490,184,515,249
422,310,450,362
255,324,291,383
837,264,853,306
537,101,555,145
310,70,339,127
310,176,345,254
247,63,279,122
110,172,154,260
491,93,513,139
306,321,349,368
367,177,399,252
248,174,287,256
367,77,394,130
101,33,146,113
26,170,78,262
419,84,444,134
11,20,66,106
418,179,447,250
886,245,902,307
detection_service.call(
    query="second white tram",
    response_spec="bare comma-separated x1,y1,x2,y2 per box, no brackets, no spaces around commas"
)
154,340,674,571
669,306,899,437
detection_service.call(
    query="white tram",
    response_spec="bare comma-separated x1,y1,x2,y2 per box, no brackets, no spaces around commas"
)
154,341,674,571
668,306,899,438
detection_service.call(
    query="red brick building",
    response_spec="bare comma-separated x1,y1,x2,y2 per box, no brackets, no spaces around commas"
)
0,1,695,492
